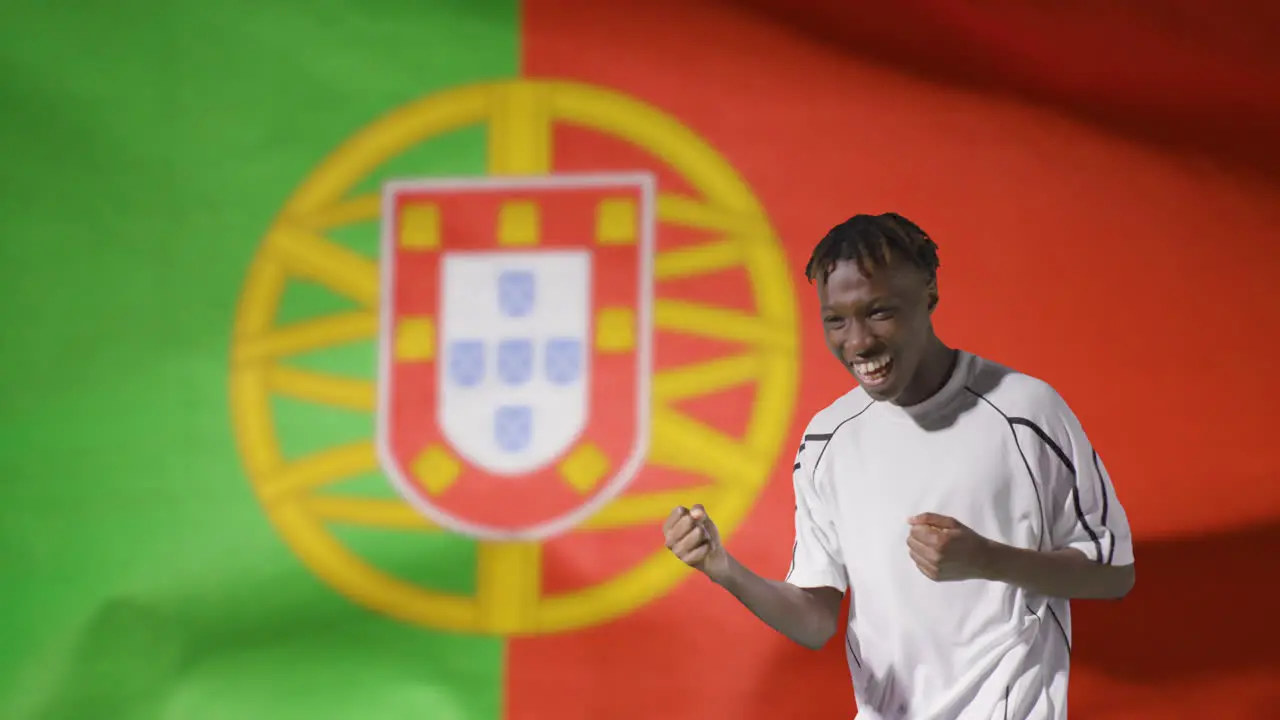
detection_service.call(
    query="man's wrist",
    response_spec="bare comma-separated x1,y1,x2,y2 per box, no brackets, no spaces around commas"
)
979,538,1018,583
705,552,739,589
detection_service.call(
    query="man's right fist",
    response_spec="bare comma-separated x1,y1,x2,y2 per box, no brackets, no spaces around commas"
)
663,504,729,581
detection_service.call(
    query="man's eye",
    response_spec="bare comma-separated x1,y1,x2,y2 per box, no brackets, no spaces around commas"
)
870,308,895,320
823,316,843,325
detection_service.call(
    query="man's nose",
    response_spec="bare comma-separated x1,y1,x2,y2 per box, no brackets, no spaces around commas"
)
839,325,878,359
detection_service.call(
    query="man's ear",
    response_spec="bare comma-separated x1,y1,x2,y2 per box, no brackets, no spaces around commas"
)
926,278,939,312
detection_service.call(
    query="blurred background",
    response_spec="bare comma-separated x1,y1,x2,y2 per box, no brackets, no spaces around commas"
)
2,0,1278,718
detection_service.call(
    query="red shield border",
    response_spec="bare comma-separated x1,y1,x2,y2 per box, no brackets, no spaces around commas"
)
375,172,655,540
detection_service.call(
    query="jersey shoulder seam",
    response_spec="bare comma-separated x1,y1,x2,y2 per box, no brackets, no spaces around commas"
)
800,390,876,482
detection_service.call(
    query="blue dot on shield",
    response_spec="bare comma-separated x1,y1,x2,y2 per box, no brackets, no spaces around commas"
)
494,405,533,453
545,337,583,385
497,338,534,386
497,270,536,318
448,339,485,387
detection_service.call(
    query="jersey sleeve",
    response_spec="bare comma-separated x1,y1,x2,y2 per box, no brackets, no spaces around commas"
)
1028,392,1135,566
783,435,848,590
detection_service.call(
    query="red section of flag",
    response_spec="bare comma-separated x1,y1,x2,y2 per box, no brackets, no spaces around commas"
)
732,0,1280,181
511,0,1280,717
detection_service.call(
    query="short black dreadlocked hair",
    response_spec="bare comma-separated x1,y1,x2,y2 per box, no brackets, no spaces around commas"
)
804,212,940,286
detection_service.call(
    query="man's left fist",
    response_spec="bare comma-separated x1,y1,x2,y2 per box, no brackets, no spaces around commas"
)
906,513,995,582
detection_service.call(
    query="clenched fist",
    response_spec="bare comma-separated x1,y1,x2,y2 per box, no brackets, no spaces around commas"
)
906,512,995,582
663,504,730,581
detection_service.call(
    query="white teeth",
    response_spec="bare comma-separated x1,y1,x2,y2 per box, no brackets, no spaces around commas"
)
853,356,892,375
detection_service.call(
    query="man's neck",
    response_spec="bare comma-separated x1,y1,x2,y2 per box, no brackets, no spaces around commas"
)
894,339,958,407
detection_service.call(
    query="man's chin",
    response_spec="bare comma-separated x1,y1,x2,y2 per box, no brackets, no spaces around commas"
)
861,384,899,402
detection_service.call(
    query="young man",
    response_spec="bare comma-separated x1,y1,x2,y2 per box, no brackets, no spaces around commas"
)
662,213,1136,719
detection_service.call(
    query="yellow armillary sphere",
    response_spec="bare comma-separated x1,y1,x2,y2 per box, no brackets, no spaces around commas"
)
229,78,799,636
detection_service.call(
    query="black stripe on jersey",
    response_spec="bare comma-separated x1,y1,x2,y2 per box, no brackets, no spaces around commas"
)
1046,601,1072,656
1092,449,1110,527
966,388,1049,552
1009,418,1074,474
785,400,874,581
1026,602,1072,656
967,388,1106,564
845,633,863,668
1007,417,1104,564
784,534,798,582
809,400,875,478
1092,449,1117,566
784,452,804,578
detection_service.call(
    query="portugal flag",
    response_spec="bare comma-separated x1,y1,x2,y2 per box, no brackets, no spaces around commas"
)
3,1,1277,719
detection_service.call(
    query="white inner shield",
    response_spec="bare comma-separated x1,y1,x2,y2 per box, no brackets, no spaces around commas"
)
437,250,593,475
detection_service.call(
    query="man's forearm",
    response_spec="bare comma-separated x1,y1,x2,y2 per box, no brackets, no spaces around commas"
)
984,543,1135,599
712,555,842,650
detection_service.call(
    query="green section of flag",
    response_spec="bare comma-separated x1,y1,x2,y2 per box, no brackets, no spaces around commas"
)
0,1,517,718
